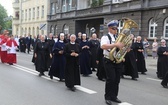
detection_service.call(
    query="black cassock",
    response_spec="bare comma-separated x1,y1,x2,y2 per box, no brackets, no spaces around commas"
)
46,39,55,68
134,42,147,73
19,37,26,52
89,39,100,70
64,43,81,88
157,46,168,79
34,41,50,73
79,40,92,76
123,42,139,78
49,41,65,79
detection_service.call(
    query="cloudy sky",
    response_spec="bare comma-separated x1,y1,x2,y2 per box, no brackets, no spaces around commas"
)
0,0,13,16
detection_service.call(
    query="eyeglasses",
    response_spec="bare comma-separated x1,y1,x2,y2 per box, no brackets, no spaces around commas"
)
111,28,118,30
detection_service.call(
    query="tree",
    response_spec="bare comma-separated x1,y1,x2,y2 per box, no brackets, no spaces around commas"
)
0,4,9,33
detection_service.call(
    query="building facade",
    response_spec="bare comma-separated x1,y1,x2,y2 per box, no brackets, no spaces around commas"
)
47,0,168,41
12,0,49,36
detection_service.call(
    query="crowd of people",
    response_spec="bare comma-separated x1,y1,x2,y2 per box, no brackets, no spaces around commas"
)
0,22,168,105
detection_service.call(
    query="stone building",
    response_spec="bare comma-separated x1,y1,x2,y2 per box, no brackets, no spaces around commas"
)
12,0,49,36
47,0,168,41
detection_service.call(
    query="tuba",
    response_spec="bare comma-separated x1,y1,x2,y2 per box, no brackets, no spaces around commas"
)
109,18,138,63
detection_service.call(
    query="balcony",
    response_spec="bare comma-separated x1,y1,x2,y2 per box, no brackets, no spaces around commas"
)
12,2,19,9
12,18,19,25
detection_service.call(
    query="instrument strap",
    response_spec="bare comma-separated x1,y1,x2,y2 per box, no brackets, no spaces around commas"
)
106,34,111,52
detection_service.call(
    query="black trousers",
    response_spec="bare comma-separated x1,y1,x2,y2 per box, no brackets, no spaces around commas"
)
162,71,168,85
103,58,123,100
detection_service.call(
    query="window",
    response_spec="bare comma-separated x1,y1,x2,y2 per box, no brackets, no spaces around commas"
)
118,20,124,33
41,6,44,18
63,24,69,34
51,3,55,15
149,18,158,38
29,8,31,20
37,27,39,35
32,27,35,35
164,17,168,38
62,0,72,12
113,0,131,4
50,25,54,35
37,7,39,18
25,28,27,34
22,10,24,20
55,25,58,35
33,8,35,19
28,28,31,34
25,9,27,20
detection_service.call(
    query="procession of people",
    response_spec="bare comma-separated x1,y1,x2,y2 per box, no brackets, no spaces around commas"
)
1,20,168,105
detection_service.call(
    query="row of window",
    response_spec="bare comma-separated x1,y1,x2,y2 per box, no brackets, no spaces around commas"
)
21,6,45,21
50,0,131,14
48,17,168,38
149,17,168,38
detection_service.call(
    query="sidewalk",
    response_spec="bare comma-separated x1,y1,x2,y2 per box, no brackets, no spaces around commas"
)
145,56,157,70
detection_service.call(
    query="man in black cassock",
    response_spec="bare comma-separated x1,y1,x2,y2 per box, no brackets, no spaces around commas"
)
75,32,82,44
122,34,139,80
134,36,147,74
64,34,80,91
157,39,168,79
46,33,55,68
89,33,100,71
19,35,26,53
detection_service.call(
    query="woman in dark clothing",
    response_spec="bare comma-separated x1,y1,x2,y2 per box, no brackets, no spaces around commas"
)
122,34,139,80
157,39,168,79
79,33,92,76
89,33,100,71
49,33,66,81
34,35,52,76
64,34,81,91
134,36,147,75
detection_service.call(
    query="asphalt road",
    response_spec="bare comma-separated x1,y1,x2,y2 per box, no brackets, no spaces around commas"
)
0,52,168,105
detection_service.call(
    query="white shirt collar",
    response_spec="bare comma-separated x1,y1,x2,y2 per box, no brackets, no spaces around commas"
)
70,42,75,44
59,40,63,43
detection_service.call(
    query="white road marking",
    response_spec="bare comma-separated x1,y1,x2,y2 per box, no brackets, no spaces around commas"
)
119,102,133,105
11,64,97,94
146,78,161,82
75,85,97,94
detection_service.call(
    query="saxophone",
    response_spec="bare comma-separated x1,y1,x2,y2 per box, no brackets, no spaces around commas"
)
109,18,138,63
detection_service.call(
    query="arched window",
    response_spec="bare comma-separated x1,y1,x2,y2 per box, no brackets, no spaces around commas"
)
21,28,24,35
32,27,35,35
63,24,69,34
28,27,31,34
149,18,158,38
118,20,124,33
37,27,39,35
55,25,58,35
164,17,168,38
50,25,54,35
25,28,27,35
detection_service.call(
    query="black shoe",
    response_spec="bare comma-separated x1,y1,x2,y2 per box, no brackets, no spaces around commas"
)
98,78,106,81
161,82,168,88
59,79,65,82
141,72,147,75
70,87,76,91
39,73,42,77
132,78,138,81
111,98,122,103
121,75,124,78
105,100,112,105
50,75,53,79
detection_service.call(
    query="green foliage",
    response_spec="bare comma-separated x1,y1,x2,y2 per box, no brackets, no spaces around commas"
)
99,0,104,6
91,0,98,8
0,4,11,33
91,0,104,8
